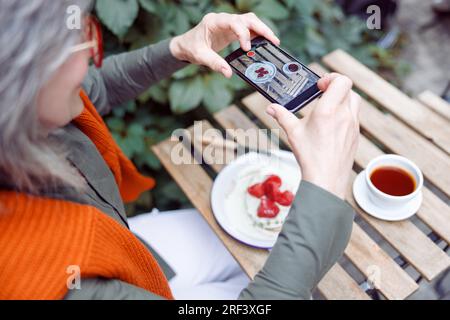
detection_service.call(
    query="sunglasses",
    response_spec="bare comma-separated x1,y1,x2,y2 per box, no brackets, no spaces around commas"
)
70,16,103,68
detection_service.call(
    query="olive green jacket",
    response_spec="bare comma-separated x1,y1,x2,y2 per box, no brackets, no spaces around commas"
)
56,38,355,300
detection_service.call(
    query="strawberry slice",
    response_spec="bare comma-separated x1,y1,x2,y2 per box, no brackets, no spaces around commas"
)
257,196,280,218
247,183,264,198
263,181,280,201
263,175,282,200
263,175,282,188
275,190,294,206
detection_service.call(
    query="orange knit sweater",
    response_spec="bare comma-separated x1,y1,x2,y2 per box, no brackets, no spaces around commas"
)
73,90,155,203
0,91,173,300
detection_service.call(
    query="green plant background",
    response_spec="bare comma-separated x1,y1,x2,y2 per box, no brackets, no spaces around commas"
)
93,0,404,215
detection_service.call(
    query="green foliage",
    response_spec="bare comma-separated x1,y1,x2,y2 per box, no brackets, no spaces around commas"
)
95,0,395,114
169,76,204,113
96,0,139,39
94,0,401,212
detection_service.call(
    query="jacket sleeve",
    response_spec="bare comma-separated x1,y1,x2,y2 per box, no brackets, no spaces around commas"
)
238,180,354,299
63,278,165,300
82,38,189,115
64,181,354,300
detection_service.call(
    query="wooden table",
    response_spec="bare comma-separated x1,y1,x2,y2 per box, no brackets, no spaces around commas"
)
152,50,450,300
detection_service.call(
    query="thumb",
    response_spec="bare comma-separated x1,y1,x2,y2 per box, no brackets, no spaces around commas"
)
266,104,299,134
199,49,232,78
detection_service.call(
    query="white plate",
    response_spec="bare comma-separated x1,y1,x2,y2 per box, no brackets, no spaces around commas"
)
211,150,300,249
353,170,423,221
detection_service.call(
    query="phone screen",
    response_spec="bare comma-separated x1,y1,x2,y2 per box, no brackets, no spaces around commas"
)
226,37,321,112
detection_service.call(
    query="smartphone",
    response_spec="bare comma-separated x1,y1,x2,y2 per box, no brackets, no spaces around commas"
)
225,36,322,113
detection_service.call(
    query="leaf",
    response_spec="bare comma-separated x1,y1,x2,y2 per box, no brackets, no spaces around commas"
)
213,3,237,14
259,17,279,35
228,74,249,90
160,180,187,201
294,0,316,17
96,0,139,38
128,123,145,137
202,74,233,113
174,9,191,34
115,136,133,157
112,106,126,118
253,0,289,20
127,27,161,51
118,123,145,156
139,0,158,14
169,77,204,113
106,117,125,132
141,151,161,170
305,27,327,56
172,64,200,80
339,17,365,45
139,84,168,104
125,100,137,112
236,0,256,12
282,0,297,9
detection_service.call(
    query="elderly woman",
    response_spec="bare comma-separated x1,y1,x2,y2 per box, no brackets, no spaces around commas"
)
0,1,360,300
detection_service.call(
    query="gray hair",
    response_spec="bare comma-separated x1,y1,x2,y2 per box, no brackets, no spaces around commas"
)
0,0,91,193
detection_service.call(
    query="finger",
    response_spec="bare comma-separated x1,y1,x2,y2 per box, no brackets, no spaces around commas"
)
317,72,343,91
199,49,233,78
349,91,361,123
229,18,252,51
317,73,330,91
266,103,299,133
343,91,352,116
244,13,280,45
317,75,353,112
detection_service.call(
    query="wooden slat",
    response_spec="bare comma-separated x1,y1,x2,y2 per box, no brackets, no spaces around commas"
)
307,63,450,245
318,264,371,300
322,49,450,154
214,105,278,151
191,118,370,300
214,109,416,299
242,92,450,281
187,120,231,173
152,139,268,278
417,90,450,121
345,223,418,300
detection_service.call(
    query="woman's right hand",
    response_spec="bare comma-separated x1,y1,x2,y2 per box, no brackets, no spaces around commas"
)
266,74,361,199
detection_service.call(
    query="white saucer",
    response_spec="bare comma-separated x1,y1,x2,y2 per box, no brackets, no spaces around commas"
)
353,170,423,221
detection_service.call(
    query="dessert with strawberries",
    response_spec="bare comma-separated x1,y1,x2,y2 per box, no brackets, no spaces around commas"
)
246,173,295,230
224,156,301,241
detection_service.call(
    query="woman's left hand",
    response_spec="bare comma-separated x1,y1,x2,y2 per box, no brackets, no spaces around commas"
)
169,12,280,78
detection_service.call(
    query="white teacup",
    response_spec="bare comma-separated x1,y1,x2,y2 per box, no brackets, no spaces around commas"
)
365,154,423,210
